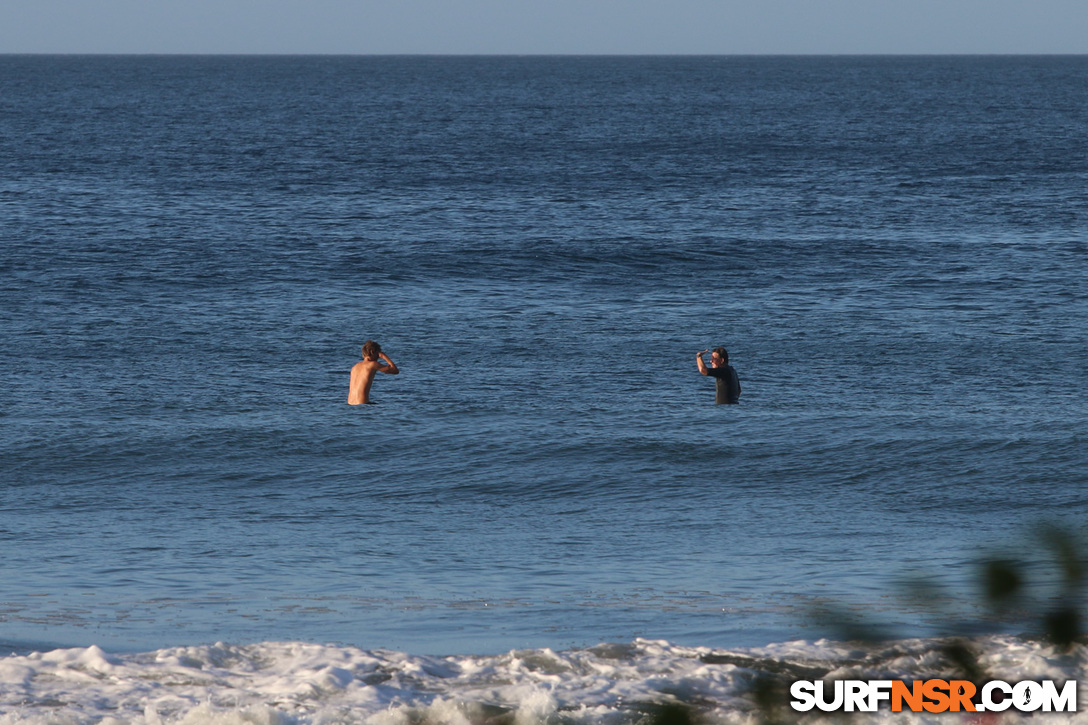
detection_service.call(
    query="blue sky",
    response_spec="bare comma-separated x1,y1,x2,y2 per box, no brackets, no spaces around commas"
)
2,0,1087,54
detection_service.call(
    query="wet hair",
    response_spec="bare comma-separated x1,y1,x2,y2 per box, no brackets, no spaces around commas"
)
712,347,728,364
362,340,382,359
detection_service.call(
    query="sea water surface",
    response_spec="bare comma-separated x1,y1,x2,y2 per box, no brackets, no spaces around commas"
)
2,56,1087,722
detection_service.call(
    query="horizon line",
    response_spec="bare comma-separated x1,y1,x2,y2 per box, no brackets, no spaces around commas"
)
3,51,1087,57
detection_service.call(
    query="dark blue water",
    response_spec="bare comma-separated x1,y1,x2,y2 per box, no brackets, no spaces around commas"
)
2,56,1086,656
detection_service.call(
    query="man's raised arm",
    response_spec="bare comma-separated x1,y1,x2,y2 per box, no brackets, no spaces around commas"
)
696,350,710,376
379,352,400,374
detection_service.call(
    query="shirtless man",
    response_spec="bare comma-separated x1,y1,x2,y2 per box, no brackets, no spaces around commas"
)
348,340,399,405
696,347,741,404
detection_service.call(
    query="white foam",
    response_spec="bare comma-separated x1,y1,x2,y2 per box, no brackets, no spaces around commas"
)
0,636,1085,724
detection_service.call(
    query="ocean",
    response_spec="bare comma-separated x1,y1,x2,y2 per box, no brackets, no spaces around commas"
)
1,55,1087,722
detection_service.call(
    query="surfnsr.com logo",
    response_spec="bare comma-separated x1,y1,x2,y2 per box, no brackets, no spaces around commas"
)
790,679,1077,713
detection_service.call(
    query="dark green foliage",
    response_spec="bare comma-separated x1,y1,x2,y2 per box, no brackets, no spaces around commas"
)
939,638,985,682
712,524,1088,725
976,525,1087,648
643,702,700,725
981,559,1022,604
750,674,793,725
1044,607,1081,650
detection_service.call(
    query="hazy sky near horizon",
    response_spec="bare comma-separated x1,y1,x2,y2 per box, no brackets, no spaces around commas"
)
2,0,1087,55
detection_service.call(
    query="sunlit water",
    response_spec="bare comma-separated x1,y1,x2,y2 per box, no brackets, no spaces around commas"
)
2,57,1086,685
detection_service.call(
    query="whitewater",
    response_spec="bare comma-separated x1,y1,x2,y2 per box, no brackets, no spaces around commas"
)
1,637,1084,724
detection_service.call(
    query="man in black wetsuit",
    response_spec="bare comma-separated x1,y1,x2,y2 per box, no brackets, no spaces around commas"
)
696,347,741,404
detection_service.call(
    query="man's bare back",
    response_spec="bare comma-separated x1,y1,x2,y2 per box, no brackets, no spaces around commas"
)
348,341,399,405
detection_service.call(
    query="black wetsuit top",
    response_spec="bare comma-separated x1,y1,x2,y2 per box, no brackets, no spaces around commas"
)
707,365,741,404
